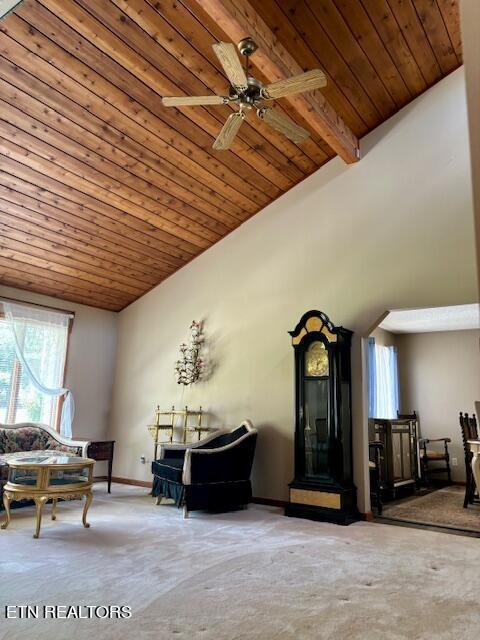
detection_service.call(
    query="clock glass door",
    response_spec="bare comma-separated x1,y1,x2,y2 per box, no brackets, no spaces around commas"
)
303,340,331,481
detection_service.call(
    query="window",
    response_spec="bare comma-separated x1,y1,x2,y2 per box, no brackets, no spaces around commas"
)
368,338,399,419
0,303,71,429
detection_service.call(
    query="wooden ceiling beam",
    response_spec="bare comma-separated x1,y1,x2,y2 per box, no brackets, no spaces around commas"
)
0,25,262,215
160,0,335,163
188,0,360,163
111,0,324,174
28,1,275,207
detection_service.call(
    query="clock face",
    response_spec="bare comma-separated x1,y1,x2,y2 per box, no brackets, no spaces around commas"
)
305,341,329,377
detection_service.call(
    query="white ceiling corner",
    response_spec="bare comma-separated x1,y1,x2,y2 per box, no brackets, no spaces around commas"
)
379,304,480,334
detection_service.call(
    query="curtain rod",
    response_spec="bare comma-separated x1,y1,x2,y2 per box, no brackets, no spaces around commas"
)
0,296,75,318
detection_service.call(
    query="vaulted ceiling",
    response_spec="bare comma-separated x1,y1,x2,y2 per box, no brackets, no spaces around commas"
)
0,0,462,310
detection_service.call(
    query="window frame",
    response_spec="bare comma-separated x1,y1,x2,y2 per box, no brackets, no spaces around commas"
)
0,301,74,431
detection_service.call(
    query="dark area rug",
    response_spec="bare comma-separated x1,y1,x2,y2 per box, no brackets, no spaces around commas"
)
381,485,480,533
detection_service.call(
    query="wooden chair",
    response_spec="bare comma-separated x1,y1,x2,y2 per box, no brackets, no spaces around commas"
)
399,411,452,485
418,437,452,485
460,412,478,508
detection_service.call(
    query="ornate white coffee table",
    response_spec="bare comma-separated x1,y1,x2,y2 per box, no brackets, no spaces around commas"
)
1,454,95,538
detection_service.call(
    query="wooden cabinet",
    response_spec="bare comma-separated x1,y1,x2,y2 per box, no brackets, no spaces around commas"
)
370,419,419,497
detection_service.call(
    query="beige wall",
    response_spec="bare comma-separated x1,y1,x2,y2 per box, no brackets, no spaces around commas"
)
0,285,118,444
397,329,480,482
110,69,478,512
370,327,397,348
461,0,480,295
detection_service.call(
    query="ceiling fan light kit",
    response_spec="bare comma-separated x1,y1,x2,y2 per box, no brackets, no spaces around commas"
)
162,37,327,151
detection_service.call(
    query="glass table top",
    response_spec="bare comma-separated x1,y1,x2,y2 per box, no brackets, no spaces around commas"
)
8,454,90,466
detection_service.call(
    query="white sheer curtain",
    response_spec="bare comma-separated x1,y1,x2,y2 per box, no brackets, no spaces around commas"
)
374,344,399,419
3,302,74,438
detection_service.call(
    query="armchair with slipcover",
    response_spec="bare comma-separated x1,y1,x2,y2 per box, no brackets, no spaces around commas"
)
151,421,257,517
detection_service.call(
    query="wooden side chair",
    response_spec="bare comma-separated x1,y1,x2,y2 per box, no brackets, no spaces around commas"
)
418,437,452,485
398,411,452,485
460,412,478,508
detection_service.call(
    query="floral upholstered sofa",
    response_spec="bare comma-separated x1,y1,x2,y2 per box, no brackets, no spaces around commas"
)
0,423,88,506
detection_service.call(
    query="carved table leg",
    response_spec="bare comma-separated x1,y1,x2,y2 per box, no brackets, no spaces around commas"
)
51,498,57,521
471,446,480,498
82,491,93,528
1,492,12,530
33,496,48,539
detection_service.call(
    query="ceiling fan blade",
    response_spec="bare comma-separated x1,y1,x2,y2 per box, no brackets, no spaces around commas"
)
162,95,228,107
213,112,244,151
212,42,248,92
263,69,327,99
257,107,310,144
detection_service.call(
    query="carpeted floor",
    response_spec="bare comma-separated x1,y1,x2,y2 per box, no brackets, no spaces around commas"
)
1,483,480,640
382,485,480,533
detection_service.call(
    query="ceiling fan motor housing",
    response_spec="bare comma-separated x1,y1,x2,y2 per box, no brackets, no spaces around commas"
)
237,37,258,57
229,76,264,108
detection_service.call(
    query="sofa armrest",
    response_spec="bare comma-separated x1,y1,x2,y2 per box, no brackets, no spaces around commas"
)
43,428,89,457
47,430,88,456
70,438,90,457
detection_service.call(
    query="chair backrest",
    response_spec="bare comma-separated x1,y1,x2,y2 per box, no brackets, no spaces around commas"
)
197,422,252,450
397,411,417,420
460,412,478,457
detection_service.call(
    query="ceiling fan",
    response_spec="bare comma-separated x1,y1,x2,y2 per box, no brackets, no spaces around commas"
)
162,37,327,151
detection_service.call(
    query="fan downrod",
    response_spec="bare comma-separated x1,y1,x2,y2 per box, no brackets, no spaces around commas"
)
237,37,258,57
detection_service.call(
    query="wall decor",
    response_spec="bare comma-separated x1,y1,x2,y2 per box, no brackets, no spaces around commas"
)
175,320,205,386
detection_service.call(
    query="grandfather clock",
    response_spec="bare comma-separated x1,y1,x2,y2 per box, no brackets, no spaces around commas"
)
285,310,359,525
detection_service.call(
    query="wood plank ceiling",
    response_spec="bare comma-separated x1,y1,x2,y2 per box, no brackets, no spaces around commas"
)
0,0,462,311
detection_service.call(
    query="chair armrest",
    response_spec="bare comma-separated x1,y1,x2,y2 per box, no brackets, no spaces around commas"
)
158,443,187,461
420,437,451,444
